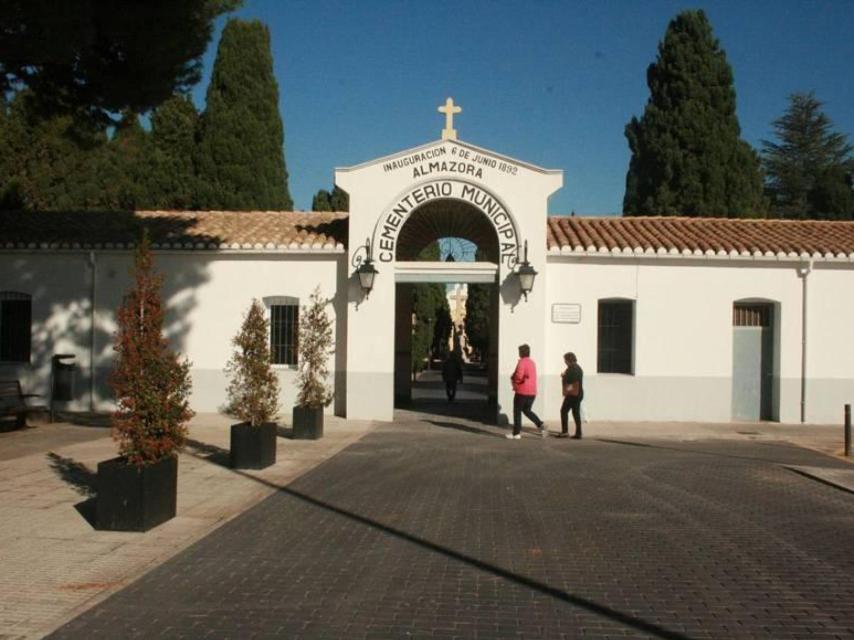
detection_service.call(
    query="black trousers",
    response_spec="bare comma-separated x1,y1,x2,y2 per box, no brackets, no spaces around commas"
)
560,394,583,436
513,394,542,435
445,381,457,401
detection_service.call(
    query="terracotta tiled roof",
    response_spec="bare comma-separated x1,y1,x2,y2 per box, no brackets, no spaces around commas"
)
0,210,348,251
4,211,854,261
547,216,854,261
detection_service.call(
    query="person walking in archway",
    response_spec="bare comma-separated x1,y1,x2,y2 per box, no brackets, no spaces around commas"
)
507,344,545,439
442,350,464,401
558,352,584,439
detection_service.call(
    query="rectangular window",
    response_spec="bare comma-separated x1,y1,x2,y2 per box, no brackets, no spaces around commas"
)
0,292,32,363
270,304,298,365
597,300,634,374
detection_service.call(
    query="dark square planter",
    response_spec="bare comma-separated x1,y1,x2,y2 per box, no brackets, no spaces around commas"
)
292,406,324,439
230,422,277,469
96,455,178,532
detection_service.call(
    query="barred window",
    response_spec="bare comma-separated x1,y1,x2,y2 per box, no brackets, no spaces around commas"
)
733,303,771,327
597,299,634,374
0,292,32,363
270,303,299,366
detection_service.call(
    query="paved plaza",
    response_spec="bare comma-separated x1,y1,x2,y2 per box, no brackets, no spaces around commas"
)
34,413,854,640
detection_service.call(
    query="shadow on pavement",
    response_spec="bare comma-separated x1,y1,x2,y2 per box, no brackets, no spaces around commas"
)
182,444,692,640
47,452,96,497
0,420,34,433
596,437,844,466
46,452,98,528
427,419,504,439
276,426,294,440
52,412,112,428
184,438,230,468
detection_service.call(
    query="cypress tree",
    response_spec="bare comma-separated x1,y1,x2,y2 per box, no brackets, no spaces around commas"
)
311,189,332,211
196,19,292,210
464,283,491,362
107,111,149,210
762,92,854,219
410,242,451,374
623,10,765,217
311,186,349,212
330,186,349,211
147,95,200,209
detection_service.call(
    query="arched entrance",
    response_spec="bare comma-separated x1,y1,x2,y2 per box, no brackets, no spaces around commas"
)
392,199,502,421
336,136,562,422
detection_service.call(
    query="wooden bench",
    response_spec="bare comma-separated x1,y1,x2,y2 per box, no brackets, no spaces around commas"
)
0,380,47,429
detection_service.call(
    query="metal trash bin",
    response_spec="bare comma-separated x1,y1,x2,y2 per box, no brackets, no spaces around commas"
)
51,354,76,420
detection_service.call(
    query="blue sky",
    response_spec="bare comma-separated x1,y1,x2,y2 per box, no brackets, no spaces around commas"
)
190,1,854,216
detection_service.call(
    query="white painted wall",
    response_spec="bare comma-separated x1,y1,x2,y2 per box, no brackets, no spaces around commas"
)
3,244,851,426
0,251,346,418
806,264,854,423
544,256,854,424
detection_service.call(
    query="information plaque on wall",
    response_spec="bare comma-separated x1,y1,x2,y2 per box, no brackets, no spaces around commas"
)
551,303,581,324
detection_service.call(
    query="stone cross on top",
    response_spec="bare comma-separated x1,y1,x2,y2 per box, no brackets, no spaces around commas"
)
438,97,462,140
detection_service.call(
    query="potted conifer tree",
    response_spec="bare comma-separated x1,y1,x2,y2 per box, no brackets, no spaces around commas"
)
225,299,280,469
293,287,334,439
98,233,194,532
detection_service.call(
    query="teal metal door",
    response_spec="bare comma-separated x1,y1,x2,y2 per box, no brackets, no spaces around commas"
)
732,304,773,421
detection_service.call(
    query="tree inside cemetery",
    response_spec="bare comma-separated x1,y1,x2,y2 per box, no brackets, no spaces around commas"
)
464,282,491,362
195,18,293,210
410,242,452,375
312,186,349,212
147,95,202,210
762,92,854,219
623,10,765,217
0,90,114,210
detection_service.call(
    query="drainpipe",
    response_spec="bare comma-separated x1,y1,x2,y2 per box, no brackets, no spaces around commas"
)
88,251,97,412
798,261,812,423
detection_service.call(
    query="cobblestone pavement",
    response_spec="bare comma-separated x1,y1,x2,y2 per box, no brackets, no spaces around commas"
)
49,419,854,639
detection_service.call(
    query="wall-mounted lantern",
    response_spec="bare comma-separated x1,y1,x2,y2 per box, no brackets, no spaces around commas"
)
354,237,379,297
516,240,537,301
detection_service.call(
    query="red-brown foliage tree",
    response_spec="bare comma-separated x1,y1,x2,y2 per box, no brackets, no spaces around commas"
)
110,232,193,466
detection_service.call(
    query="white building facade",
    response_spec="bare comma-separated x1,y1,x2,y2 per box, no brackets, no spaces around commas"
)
2,134,853,425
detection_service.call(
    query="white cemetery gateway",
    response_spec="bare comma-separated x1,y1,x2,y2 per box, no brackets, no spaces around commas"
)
2,100,854,425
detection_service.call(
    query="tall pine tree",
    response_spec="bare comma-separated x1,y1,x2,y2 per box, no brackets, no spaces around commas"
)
762,92,854,219
196,19,292,210
0,0,238,124
623,10,765,217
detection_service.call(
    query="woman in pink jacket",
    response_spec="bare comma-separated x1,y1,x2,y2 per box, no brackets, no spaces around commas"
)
507,344,545,439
